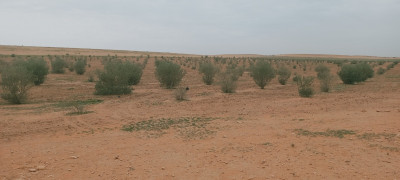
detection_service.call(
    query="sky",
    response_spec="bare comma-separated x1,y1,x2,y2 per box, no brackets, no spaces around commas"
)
0,0,399,57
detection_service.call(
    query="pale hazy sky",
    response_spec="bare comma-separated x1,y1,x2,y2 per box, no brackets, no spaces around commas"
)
0,0,399,56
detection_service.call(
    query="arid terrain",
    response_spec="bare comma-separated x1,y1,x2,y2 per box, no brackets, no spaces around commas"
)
1,46,400,179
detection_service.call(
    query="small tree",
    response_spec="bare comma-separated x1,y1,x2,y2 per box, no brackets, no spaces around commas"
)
155,61,185,89
25,57,49,85
199,62,218,85
250,61,275,89
94,61,132,95
74,59,86,75
277,66,291,85
296,75,314,98
219,72,237,93
1,64,33,104
51,57,66,74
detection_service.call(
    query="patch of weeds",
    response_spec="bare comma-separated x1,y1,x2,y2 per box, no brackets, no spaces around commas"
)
66,111,94,116
358,132,397,140
54,99,103,108
262,142,272,146
150,101,163,106
333,84,347,92
295,129,356,138
55,77,75,82
369,144,399,152
122,117,218,139
197,92,212,96
385,75,400,79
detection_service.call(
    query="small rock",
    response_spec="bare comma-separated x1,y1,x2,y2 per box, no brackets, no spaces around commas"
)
29,168,37,172
161,167,165,170
70,156,79,159
223,135,227,138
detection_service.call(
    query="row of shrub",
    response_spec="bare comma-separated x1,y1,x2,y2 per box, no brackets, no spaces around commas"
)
0,57,384,104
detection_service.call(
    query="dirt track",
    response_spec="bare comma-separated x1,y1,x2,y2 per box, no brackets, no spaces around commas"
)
1,51,400,179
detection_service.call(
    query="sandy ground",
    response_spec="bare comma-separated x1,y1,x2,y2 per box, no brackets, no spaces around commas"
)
0,48,400,179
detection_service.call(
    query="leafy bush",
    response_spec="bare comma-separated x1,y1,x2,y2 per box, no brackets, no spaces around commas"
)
219,72,237,93
74,59,86,75
338,63,373,84
1,64,33,104
125,61,143,85
24,57,49,85
250,61,275,89
199,62,218,85
277,66,291,85
51,57,66,74
296,75,314,97
94,61,132,95
155,61,185,89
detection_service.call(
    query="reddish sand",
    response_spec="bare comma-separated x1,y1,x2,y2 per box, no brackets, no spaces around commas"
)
0,46,399,179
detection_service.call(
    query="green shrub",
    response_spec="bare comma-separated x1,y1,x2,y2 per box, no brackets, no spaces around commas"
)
51,57,66,74
1,64,33,104
74,59,86,75
24,57,49,85
219,72,237,93
94,61,132,95
199,62,218,85
125,61,143,85
155,61,185,89
338,63,373,84
250,61,275,89
277,66,291,85
296,75,314,97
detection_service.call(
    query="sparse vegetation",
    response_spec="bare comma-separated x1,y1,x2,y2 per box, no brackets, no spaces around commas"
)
315,64,332,92
219,72,237,93
277,66,291,85
155,61,185,89
51,57,66,74
122,117,217,139
377,67,386,75
74,59,86,75
296,75,314,97
295,129,356,138
250,61,275,89
199,62,218,85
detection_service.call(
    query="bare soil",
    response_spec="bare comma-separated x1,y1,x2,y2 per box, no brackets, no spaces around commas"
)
0,47,399,179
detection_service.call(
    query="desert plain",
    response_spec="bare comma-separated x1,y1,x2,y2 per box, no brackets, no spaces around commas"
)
0,45,399,179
